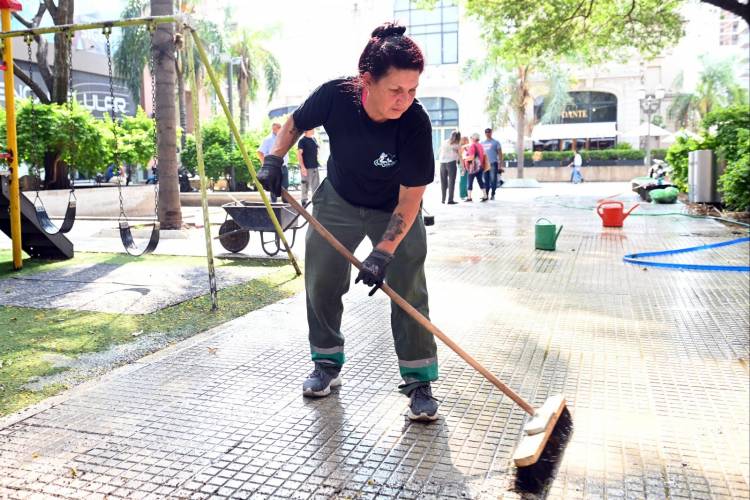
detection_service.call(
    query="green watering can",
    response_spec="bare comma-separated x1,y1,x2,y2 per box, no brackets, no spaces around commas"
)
535,218,563,251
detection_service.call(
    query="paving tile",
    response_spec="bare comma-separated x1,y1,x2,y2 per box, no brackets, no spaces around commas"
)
1,186,748,499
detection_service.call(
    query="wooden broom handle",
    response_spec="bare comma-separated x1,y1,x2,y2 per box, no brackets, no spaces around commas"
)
281,189,536,416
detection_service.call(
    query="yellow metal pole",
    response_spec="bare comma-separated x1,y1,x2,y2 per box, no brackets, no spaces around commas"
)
185,32,218,311
189,28,302,276
2,9,22,270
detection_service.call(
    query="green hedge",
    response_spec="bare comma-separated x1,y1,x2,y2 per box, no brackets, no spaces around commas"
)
505,148,648,162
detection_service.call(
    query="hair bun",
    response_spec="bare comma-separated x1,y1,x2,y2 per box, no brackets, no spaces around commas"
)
371,22,406,39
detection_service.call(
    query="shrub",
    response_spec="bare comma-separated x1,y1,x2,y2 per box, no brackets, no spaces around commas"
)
705,106,750,210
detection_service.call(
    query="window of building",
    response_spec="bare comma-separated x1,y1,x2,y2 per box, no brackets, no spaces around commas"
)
394,0,458,65
534,91,617,124
420,97,459,157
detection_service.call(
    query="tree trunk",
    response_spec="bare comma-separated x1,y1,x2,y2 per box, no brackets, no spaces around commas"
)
515,106,525,178
238,74,248,135
151,0,182,229
175,56,187,153
44,0,75,189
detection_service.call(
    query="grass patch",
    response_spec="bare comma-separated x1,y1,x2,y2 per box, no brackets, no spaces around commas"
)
0,251,302,416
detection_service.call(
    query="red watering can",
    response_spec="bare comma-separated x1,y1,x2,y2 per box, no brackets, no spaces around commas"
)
597,200,639,227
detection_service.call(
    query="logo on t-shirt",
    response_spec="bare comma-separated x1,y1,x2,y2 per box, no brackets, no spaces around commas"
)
373,152,397,169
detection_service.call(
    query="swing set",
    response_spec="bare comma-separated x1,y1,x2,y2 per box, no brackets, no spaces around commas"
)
0,3,301,295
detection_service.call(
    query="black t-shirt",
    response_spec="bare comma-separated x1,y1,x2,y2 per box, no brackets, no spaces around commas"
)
297,136,320,169
292,78,434,212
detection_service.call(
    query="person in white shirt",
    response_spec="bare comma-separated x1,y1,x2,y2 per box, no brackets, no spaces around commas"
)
437,130,461,204
568,151,583,183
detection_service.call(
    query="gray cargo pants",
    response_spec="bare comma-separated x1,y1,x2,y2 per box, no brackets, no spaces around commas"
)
305,179,438,393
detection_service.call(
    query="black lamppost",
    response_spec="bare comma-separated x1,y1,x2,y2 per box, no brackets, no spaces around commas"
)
637,87,665,166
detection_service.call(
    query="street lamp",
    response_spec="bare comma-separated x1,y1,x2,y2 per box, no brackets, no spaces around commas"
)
637,87,665,167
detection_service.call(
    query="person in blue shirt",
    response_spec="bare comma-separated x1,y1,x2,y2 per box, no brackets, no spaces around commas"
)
480,128,503,200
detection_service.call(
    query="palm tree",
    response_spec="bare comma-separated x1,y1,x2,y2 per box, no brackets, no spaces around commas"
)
668,55,749,131
229,28,281,134
466,60,571,177
151,0,181,229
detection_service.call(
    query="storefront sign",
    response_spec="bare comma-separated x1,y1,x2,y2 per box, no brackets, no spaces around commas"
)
0,63,135,118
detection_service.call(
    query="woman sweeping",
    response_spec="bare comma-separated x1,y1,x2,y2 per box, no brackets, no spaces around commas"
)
258,22,439,421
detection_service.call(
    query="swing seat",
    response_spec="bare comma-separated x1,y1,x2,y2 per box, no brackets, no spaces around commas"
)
34,196,76,234
119,220,160,256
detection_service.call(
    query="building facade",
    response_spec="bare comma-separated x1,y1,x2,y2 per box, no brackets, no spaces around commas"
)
264,0,749,156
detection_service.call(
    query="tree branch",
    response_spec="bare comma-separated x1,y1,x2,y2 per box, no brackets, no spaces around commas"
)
12,65,52,104
43,0,58,20
700,0,749,25
11,12,32,28
31,2,47,27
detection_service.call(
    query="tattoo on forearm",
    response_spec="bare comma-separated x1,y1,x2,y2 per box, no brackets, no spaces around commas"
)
383,212,405,242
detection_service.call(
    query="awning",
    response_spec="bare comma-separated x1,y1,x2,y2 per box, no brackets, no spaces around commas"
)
619,122,672,137
531,122,617,141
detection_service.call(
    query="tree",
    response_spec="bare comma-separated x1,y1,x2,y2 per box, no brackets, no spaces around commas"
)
700,0,750,25
116,1,223,152
151,0,181,229
229,28,281,134
668,55,749,130
463,0,685,177
11,0,75,188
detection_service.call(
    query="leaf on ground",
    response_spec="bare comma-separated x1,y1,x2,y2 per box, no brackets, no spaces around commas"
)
69,467,77,478
207,347,218,355
131,330,144,337
31,452,39,459
9,317,16,321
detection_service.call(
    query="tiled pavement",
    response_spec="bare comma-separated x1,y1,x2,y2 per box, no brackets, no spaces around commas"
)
1,183,748,499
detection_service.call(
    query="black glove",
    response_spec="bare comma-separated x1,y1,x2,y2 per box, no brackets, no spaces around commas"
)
355,249,394,296
257,154,283,198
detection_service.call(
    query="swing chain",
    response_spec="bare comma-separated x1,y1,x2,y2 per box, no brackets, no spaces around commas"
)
103,27,126,221
24,33,42,199
148,23,159,217
65,29,76,195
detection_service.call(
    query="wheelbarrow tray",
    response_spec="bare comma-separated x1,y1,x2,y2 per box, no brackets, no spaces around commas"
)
222,201,299,232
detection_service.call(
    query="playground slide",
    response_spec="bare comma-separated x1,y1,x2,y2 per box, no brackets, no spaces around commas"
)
0,173,73,260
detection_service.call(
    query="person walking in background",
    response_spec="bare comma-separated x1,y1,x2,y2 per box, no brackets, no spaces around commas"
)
438,130,460,204
463,133,487,202
257,122,289,202
297,129,321,205
458,136,470,201
480,128,503,200
568,150,583,184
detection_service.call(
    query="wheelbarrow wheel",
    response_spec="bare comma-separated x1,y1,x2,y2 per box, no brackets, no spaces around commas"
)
219,220,249,253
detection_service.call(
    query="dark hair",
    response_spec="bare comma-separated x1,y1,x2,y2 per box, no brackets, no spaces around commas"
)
449,130,461,144
484,128,492,133
358,22,424,81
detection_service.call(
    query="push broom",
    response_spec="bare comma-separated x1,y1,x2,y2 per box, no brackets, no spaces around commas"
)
281,189,568,467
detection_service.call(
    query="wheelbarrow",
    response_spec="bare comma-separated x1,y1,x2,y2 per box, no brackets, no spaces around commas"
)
217,201,309,256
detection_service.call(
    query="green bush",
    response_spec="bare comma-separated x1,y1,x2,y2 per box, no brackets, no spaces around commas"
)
506,149,647,162
180,116,301,188
651,148,667,160
706,106,750,211
664,105,749,208
1,101,155,178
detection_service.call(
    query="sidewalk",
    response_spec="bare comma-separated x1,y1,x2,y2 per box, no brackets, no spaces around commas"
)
1,182,748,499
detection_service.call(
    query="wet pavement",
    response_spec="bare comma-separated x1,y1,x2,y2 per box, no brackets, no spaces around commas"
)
0,182,748,499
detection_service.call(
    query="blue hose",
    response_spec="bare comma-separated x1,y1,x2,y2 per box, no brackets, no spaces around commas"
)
623,236,750,271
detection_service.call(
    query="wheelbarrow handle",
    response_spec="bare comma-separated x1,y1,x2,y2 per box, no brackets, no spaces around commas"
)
280,189,537,416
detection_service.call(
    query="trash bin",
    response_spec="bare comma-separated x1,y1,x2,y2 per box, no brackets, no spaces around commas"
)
688,150,720,203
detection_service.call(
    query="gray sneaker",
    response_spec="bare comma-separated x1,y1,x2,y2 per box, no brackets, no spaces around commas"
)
302,363,342,397
407,384,439,421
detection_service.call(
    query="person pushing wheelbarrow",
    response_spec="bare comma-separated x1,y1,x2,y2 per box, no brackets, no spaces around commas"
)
258,22,439,421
